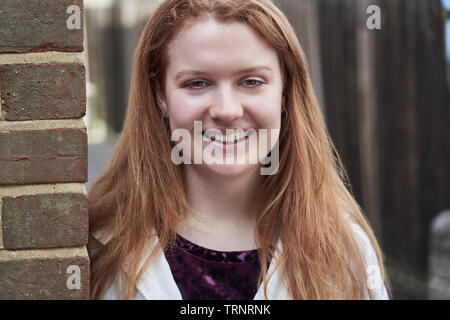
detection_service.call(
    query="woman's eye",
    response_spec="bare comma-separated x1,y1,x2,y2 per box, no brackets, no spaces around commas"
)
185,78,264,90
242,79,264,87
186,80,210,89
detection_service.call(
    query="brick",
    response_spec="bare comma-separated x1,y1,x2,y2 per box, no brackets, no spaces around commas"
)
0,254,89,299
0,128,87,184
1,193,88,250
0,0,83,53
0,63,86,120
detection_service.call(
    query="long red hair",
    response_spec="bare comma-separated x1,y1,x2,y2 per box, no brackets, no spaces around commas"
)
89,0,390,299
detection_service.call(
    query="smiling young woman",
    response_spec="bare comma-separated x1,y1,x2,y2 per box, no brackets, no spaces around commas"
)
88,0,391,300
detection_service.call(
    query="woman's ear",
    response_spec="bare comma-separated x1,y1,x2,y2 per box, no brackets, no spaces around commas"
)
155,80,168,116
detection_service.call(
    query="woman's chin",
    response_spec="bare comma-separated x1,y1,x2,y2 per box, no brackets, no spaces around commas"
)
201,162,260,177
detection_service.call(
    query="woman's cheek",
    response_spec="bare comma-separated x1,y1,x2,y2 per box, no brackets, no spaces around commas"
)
168,98,200,130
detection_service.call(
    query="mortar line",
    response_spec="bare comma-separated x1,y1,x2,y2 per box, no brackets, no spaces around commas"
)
0,118,86,131
0,245,88,261
0,183,87,197
0,52,84,65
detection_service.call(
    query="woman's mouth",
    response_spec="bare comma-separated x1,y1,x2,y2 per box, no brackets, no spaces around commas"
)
202,129,256,144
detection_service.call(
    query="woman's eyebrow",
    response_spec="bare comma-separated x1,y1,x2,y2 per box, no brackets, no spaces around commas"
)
174,66,273,81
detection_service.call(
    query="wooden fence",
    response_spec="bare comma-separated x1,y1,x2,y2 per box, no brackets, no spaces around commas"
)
279,0,450,299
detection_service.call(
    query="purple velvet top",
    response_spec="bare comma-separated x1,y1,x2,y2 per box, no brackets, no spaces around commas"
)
164,234,261,300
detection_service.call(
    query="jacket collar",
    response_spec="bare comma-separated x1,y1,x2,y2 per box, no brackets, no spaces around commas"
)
94,229,290,299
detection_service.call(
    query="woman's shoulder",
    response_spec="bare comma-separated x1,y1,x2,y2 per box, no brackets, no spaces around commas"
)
346,216,390,300
98,276,146,300
88,229,174,300
348,219,376,260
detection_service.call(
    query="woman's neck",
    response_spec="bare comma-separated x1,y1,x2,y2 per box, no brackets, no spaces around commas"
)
176,165,264,251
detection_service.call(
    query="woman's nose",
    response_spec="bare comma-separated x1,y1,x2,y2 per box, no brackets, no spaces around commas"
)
208,85,244,122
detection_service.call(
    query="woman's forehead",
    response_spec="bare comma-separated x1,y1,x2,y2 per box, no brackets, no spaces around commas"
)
165,16,280,75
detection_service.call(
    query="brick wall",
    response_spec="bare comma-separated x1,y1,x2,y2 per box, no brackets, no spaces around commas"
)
0,0,89,299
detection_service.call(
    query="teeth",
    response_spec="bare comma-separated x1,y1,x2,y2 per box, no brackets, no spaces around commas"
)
203,129,253,143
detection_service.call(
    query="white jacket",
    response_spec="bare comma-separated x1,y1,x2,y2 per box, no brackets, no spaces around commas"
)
96,222,389,300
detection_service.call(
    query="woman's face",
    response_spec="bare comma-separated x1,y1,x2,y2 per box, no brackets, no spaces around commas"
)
159,15,283,177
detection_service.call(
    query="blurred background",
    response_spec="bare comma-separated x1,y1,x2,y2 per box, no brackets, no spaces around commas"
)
83,0,450,299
